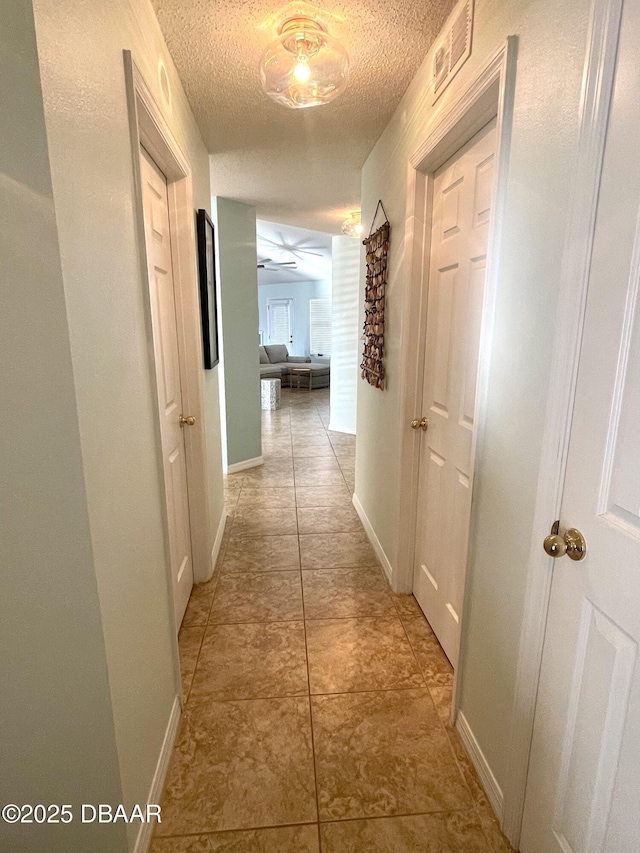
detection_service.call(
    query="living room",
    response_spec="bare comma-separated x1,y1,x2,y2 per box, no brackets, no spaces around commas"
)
258,219,332,393
212,207,360,474
256,219,360,433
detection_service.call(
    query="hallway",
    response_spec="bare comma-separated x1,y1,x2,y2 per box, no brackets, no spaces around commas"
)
152,390,513,852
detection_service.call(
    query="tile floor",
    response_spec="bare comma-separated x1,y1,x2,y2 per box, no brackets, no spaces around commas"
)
152,388,514,852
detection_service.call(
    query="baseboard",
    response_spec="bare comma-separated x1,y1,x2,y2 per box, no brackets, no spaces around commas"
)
209,508,227,578
227,455,263,474
328,422,357,435
352,493,393,584
456,710,504,821
133,696,181,853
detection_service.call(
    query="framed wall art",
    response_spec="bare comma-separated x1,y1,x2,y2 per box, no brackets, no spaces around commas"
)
196,208,219,369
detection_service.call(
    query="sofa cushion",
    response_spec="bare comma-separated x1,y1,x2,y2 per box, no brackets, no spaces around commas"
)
259,345,270,364
260,365,282,379
264,344,289,364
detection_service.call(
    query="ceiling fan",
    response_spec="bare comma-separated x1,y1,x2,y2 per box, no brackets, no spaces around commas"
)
258,235,325,259
257,258,298,271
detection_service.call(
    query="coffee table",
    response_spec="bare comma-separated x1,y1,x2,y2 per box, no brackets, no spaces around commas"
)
291,367,313,391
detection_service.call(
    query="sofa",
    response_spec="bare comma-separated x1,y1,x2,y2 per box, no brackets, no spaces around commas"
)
259,344,330,389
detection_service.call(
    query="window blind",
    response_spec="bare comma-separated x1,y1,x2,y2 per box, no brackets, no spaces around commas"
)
268,299,292,345
310,299,332,356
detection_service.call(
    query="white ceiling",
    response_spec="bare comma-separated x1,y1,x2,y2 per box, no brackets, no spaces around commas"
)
151,0,455,232
256,219,332,284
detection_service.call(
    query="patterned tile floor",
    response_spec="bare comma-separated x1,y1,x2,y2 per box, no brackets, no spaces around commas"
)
152,388,514,852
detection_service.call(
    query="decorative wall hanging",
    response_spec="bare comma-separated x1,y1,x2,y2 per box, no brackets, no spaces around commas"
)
361,201,390,390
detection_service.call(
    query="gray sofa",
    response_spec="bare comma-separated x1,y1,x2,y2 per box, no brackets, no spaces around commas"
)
259,344,330,389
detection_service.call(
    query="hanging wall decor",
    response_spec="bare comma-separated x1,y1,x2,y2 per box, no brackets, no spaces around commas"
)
361,201,390,389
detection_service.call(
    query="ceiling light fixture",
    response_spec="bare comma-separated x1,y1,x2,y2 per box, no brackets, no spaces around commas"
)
341,211,363,238
259,16,349,109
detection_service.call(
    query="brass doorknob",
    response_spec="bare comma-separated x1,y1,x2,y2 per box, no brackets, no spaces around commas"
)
179,415,196,427
543,520,586,561
410,417,429,432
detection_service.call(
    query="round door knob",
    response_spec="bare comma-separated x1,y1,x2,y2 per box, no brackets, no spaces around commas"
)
543,533,567,558
179,415,196,427
543,521,586,561
410,417,429,431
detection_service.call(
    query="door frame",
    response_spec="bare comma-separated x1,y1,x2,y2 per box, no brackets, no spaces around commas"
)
123,53,213,599
502,0,623,846
397,39,517,598
396,35,517,697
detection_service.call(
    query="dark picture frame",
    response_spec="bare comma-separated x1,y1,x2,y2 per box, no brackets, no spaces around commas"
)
196,209,219,369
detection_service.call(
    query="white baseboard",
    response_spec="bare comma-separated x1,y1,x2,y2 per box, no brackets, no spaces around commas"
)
209,508,227,578
226,455,263,474
456,710,504,821
133,696,181,853
328,422,357,435
352,493,393,584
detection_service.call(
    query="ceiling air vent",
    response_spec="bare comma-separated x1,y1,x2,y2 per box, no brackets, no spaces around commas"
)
432,0,474,102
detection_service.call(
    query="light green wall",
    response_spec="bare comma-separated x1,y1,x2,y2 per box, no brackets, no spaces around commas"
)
356,0,590,791
30,0,225,847
213,197,262,468
0,1,126,850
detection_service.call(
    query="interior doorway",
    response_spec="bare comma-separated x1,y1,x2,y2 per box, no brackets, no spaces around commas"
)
139,147,195,629
125,53,213,641
395,48,517,779
412,118,497,667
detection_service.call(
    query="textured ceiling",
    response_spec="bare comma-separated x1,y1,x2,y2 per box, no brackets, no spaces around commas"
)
151,0,455,232
257,219,332,284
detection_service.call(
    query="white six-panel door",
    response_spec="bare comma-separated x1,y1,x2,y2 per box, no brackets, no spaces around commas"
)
413,118,497,667
520,3,640,849
139,147,194,630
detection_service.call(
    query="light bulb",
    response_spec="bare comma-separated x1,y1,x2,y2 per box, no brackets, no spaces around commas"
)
293,57,311,82
342,212,363,238
259,17,349,109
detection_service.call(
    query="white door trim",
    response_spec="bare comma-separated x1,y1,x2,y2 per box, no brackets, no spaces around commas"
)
397,39,517,600
124,53,213,610
397,38,517,730
395,38,516,831
502,0,623,846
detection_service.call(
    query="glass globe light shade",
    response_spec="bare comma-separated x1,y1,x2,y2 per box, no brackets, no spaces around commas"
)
341,212,363,238
259,17,349,109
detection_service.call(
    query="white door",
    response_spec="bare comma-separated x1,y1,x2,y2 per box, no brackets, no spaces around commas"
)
268,297,293,346
413,119,497,666
521,4,640,850
139,147,194,630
